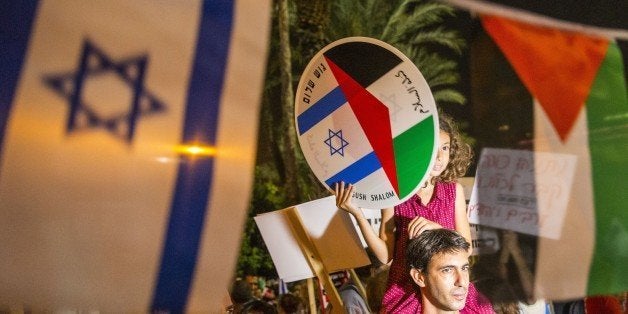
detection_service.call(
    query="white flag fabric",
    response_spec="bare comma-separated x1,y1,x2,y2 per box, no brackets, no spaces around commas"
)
0,0,271,312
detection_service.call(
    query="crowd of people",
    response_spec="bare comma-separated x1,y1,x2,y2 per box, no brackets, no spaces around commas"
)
227,267,386,313
227,263,625,313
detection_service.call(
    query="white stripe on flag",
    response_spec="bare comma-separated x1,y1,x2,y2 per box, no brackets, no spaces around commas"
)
533,100,595,299
188,0,271,310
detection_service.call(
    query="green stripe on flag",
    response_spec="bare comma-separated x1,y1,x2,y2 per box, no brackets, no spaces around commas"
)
586,42,628,295
393,115,435,199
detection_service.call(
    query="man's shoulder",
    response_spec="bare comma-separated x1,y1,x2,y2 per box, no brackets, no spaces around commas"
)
339,284,371,313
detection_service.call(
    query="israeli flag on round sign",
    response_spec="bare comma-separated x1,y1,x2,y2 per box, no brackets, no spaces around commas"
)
295,37,439,209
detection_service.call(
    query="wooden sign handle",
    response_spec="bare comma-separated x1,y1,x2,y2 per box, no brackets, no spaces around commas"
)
284,207,343,312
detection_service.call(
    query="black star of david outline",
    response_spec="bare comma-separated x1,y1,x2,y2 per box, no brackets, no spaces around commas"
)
324,129,349,157
42,39,167,143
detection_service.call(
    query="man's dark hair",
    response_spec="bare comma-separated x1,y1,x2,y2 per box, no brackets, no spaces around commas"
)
406,229,470,273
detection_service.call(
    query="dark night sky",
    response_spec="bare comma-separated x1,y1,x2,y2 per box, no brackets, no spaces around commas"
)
481,0,628,30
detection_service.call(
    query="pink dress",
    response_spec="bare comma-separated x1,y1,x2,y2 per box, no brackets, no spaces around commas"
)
381,181,494,313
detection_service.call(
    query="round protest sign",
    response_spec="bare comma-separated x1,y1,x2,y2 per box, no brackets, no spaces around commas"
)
295,37,438,209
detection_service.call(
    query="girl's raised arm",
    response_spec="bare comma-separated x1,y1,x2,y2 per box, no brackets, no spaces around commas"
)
335,182,395,264
454,182,472,245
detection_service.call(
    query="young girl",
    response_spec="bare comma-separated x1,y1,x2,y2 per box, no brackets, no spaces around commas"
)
335,113,493,313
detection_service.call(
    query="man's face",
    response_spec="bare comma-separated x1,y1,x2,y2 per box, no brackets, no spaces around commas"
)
410,250,470,312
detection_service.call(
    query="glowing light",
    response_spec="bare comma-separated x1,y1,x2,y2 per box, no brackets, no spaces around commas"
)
174,144,217,157
156,156,173,163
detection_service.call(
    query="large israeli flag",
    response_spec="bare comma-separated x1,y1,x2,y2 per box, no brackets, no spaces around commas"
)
0,0,271,311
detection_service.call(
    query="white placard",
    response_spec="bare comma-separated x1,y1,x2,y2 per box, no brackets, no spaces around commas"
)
254,196,370,282
348,208,382,248
468,148,576,238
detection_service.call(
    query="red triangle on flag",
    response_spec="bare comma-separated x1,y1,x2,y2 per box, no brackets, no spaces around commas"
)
481,15,609,142
325,56,401,196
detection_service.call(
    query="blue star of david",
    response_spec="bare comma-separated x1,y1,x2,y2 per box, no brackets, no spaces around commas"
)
43,39,166,143
324,129,349,157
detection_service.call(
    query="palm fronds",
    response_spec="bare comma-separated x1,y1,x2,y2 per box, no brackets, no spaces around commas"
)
327,0,467,105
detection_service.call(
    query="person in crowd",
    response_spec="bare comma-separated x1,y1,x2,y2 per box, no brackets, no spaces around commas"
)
473,277,520,314
248,276,263,299
331,270,371,313
228,279,256,313
335,113,493,313
229,279,278,314
242,299,278,314
366,265,390,313
278,293,305,314
261,280,277,307
406,229,472,313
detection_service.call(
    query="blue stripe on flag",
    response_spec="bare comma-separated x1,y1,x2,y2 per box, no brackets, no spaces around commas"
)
297,86,346,135
279,279,288,295
0,1,39,161
325,151,381,187
151,0,234,312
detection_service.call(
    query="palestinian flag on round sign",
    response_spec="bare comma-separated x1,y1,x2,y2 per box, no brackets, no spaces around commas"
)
295,37,439,209
482,15,627,300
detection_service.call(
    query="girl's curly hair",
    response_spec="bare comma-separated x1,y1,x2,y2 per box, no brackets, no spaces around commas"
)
435,113,473,183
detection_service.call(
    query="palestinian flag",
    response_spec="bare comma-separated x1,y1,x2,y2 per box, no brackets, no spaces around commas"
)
481,15,627,300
